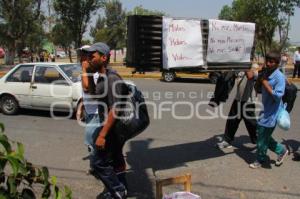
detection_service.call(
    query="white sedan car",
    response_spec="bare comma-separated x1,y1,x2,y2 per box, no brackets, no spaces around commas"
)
0,62,82,115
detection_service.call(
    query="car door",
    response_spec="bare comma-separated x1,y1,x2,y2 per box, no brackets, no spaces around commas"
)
31,65,73,111
4,65,34,107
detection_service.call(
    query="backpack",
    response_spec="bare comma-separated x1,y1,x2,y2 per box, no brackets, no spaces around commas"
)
282,81,297,113
106,71,150,141
114,81,150,141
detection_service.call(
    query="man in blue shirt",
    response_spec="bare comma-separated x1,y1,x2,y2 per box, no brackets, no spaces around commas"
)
250,51,289,169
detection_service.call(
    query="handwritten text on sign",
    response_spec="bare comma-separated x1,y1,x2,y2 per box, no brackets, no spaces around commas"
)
163,17,204,69
207,19,255,63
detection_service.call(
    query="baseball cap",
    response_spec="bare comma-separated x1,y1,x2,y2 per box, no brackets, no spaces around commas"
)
251,63,259,69
78,45,91,51
84,42,110,55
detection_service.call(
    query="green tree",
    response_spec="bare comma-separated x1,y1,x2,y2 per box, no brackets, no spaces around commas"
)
26,22,46,56
219,0,300,57
90,16,106,39
127,5,166,16
53,0,104,51
81,39,92,45
92,0,126,62
0,0,43,65
51,23,74,62
14,18,46,64
218,5,234,21
276,0,300,49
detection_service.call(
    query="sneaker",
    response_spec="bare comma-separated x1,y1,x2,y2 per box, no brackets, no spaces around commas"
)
275,149,289,166
97,189,112,199
115,189,127,199
249,160,262,169
97,189,127,199
217,140,232,149
86,168,94,175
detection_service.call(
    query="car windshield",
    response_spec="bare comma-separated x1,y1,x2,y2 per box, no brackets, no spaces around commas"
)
59,64,81,82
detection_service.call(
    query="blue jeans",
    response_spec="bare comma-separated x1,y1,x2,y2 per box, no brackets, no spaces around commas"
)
90,131,126,198
84,113,102,147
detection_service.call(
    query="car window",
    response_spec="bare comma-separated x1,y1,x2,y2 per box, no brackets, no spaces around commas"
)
34,66,66,84
59,64,81,82
6,65,34,82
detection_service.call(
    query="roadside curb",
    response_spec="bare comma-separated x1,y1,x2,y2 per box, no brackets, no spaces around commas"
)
121,74,161,79
120,73,209,79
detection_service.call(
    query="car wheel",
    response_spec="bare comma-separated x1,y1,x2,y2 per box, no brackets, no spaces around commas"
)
162,71,176,82
0,95,19,115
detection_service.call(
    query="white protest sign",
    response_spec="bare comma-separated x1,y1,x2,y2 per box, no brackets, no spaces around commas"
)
207,19,255,63
163,17,204,69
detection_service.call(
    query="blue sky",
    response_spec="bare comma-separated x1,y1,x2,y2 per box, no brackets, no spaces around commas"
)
120,0,300,44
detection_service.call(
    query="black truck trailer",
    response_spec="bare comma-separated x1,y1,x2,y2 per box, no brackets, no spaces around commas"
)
126,15,255,82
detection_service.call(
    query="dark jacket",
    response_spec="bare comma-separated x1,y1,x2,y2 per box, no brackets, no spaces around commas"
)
209,72,236,107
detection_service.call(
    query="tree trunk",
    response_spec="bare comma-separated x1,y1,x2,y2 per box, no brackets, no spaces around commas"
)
18,56,22,64
260,42,267,61
259,43,266,62
251,38,257,61
263,42,267,58
114,49,117,62
5,49,15,65
68,48,73,63
18,50,23,63
279,15,290,51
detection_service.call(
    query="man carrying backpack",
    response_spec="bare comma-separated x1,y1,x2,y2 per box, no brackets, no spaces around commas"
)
81,42,128,199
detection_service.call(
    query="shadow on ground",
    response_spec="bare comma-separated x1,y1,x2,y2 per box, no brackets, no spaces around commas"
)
125,134,255,198
282,139,300,161
16,109,74,119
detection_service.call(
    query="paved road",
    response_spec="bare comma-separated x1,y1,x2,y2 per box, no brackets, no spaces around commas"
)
1,78,300,199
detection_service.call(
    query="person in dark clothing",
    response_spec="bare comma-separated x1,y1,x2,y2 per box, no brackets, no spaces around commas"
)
81,42,127,199
293,47,300,78
209,71,236,107
217,65,258,149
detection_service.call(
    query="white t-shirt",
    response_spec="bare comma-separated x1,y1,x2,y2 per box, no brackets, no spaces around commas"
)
83,73,99,114
293,51,300,63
